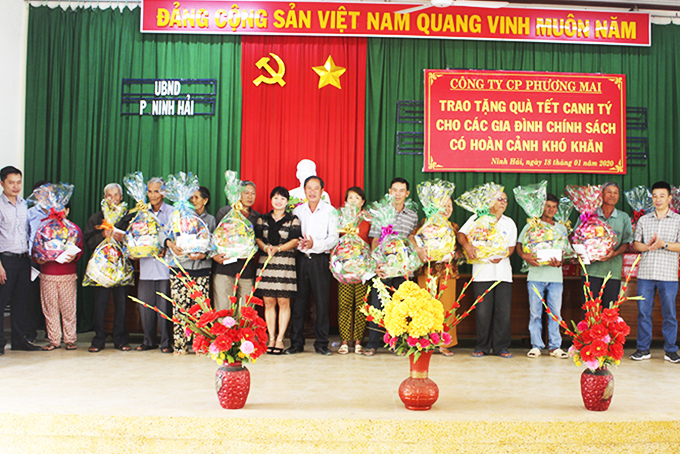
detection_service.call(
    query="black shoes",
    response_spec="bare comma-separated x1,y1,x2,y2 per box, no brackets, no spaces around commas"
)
12,342,42,351
630,350,651,361
315,347,332,356
284,346,304,355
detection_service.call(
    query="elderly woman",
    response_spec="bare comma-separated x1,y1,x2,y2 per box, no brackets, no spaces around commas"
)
254,187,301,355
410,196,460,356
163,186,216,355
84,183,132,353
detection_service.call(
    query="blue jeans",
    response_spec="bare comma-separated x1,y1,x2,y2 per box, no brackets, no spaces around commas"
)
527,281,563,350
636,279,679,353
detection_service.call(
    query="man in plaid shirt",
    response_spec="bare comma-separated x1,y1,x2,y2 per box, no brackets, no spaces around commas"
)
631,181,680,363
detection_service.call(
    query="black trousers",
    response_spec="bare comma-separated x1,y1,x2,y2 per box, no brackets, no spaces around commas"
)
581,276,621,307
138,280,172,349
91,286,130,349
366,276,407,350
0,255,32,350
473,281,512,354
290,253,331,350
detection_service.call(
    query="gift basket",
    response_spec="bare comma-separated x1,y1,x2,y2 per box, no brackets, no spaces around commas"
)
29,183,82,262
368,195,421,279
413,179,456,262
330,203,376,284
122,172,162,259
554,196,576,260
566,185,617,262
625,186,653,233
672,187,680,214
164,172,212,256
514,181,569,271
83,199,134,287
212,171,257,259
455,182,508,264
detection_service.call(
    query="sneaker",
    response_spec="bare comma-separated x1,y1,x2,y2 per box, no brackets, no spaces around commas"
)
664,351,680,363
630,349,651,361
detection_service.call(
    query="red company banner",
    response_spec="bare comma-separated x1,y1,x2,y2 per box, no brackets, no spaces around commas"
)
424,70,626,174
141,1,650,46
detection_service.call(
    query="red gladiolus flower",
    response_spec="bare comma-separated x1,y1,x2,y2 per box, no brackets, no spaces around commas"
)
609,342,624,361
188,304,202,315
190,290,202,300
451,301,460,309
572,339,583,351
249,296,264,306
440,284,448,291
197,311,220,328
215,309,229,318
601,308,619,323
171,317,179,323
366,315,374,322
229,296,237,305
255,276,262,282
192,335,209,354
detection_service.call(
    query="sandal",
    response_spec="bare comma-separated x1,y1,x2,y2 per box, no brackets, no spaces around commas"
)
161,347,173,354
115,345,131,352
354,344,363,354
440,347,454,357
43,344,60,351
88,346,102,353
550,348,569,359
499,351,514,358
271,348,284,355
527,348,542,358
338,344,349,355
362,348,376,357
471,350,486,357
65,343,77,351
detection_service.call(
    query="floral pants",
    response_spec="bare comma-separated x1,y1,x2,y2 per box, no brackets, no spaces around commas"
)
170,275,210,353
40,274,78,346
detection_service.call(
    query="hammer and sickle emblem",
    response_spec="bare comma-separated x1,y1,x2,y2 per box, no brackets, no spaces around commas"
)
253,53,286,87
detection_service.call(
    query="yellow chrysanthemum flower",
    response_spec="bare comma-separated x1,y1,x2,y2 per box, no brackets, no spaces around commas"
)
384,282,444,338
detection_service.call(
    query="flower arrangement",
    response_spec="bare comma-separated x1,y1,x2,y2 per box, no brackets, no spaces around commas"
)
363,265,500,358
131,254,270,365
536,256,641,371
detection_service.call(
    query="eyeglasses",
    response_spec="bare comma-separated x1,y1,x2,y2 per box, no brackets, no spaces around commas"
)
496,197,508,203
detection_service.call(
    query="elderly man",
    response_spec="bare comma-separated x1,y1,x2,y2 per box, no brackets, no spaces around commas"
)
516,193,568,359
631,181,680,363
84,183,132,353
0,166,41,353
363,177,419,357
579,182,633,306
212,181,259,308
135,177,176,353
286,175,338,355
458,191,517,358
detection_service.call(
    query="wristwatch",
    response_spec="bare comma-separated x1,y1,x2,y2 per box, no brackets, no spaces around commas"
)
664,242,669,250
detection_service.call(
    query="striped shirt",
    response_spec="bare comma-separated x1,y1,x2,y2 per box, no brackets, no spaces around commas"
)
635,210,680,282
0,192,29,254
369,206,419,239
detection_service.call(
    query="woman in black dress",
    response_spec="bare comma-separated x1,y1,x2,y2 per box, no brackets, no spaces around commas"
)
254,187,301,355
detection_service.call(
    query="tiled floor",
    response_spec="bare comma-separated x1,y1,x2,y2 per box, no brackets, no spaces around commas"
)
1,334,678,422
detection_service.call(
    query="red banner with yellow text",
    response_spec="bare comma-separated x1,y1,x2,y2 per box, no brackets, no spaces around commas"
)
141,1,650,46
424,70,626,174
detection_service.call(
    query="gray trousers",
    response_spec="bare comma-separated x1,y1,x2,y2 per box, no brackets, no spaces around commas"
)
212,274,254,310
473,281,512,354
138,280,172,349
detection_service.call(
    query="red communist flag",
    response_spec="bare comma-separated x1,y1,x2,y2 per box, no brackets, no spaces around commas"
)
240,36,367,213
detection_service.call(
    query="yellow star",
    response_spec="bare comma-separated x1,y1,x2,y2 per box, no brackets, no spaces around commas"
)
313,55,346,90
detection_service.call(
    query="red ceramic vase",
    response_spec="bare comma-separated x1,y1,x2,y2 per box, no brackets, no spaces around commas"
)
580,367,614,411
398,351,439,411
215,363,251,409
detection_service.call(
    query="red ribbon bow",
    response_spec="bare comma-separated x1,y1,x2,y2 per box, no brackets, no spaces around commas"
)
47,207,66,227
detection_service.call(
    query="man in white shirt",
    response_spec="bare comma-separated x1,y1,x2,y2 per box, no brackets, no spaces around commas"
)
286,176,338,355
457,191,517,358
